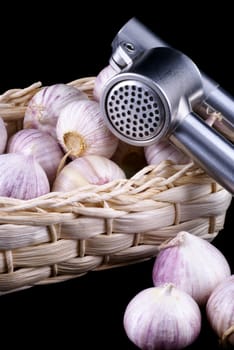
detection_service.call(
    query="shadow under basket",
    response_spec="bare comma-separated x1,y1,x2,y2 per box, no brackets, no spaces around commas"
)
0,77,232,295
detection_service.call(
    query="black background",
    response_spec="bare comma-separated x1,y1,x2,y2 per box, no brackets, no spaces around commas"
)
0,3,233,349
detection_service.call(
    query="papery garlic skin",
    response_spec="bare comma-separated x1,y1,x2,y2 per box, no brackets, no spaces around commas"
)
7,128,64,184
144,140,190,166
206,275,234,346
93,65,117,101
152,231,231,306
56,99,119,159
124,284,201,350
0,117,7,154
52,155,126,192
0,153,50,199
23,84,88,138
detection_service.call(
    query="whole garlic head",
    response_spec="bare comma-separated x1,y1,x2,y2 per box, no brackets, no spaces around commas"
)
145,140,190,166
0,153,50,199
124,284,201,349
152,231,231,305
23,83,88,138
56,99,119,159
52,155,126,192
93,65,117,101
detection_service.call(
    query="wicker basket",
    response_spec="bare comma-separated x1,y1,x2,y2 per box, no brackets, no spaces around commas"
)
0,77,232,295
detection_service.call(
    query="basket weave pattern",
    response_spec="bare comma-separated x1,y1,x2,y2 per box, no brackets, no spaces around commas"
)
0,78,232,294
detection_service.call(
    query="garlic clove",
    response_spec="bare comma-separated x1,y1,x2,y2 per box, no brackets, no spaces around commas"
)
152,231,231,306
144,139,190,166
7,128,64,185
206,275,234,347
52,155,126,192
23,83,88,138
123,284,201,350
0,117,7,154
56,99,119,159
93,65,117,101
0,153,50,199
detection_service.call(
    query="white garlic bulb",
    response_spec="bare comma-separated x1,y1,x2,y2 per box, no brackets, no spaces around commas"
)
0,153,50,199
52,155,126,192
152,231,231,305
56,99,119,159
206,275,234,347
124,284,201,350
144,139,190,166
0,117,7,154
93,64,117,101
23,83,88,138
7,128,64,185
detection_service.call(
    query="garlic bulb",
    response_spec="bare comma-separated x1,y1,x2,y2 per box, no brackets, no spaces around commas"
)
152,231,231,305
56,99,119,159
93,64,117,101
0,117,7,154
52,155,126,192
144,139,190,166
23,83,88,138
123,284,201,350
0,153,50,199
7,128,64,184
206,275,234,347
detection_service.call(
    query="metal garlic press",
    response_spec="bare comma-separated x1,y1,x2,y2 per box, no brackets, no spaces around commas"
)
100,18,234,195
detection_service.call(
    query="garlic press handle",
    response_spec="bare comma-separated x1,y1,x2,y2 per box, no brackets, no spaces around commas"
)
170,112,234,195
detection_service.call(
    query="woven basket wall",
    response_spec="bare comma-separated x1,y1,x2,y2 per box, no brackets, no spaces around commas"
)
0,77,232,295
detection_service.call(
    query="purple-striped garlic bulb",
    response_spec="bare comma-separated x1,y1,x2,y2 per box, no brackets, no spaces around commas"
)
23,83,88,138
